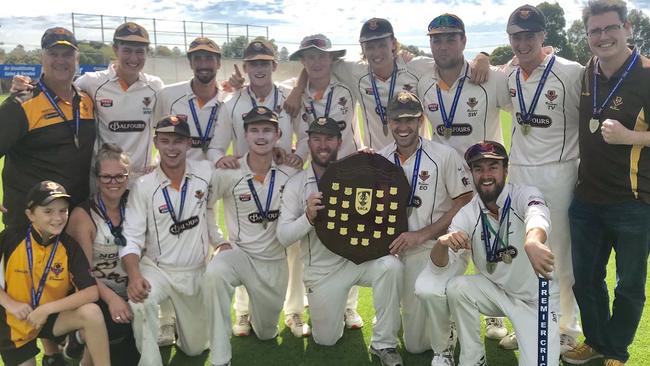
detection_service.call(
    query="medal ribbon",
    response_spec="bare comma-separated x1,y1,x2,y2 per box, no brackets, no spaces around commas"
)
369,62,398,125
309,86,335,120
515,56,556,123
247,170,276,223
592,49,639,119
162,178,189,225
480,195,511,263
188,98,219,148
248,85,279,112
393,142,423,208
96,194,126,245
436,64,469,130
25,225,60,308
38,80,80,146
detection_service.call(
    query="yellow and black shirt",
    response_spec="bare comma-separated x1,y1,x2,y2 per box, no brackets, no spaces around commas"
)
576,49,650,204
0,79,96,230
0,228,95,350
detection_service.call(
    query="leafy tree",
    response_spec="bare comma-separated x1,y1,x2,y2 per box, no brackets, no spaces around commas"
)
5,45,41,64
222,36,248,58
567,20,591,65
629,9,650,56
279,47,289,61
490,45,514,66
537,2,576,61
404,45,426,57
172,46,182,56
155,45,173,57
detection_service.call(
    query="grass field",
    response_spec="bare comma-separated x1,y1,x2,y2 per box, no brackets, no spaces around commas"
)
0,95,648,365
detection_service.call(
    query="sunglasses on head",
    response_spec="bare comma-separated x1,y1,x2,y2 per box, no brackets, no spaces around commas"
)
428,15,463,32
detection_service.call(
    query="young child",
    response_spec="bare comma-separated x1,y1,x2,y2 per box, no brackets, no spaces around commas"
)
0,181,110,366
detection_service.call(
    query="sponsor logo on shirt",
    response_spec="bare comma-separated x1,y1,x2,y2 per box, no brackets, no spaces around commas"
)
365,88,375,95
248,210,280,223
169,215,200,235
428,103,439,112
509,88,516,97
108,120,147,132
239,193,252,202
515,113,552,128
436,124,473,136
158,204,169,213
100,99,113,107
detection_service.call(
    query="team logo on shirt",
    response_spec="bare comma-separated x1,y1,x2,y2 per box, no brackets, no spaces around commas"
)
51,263,64,278
248,210,279,224
462,177,470,187
43,108,60,120
515,113,552,128
302,113,309,122
509,88,517,97
419,171,430,182
142,97,153,115
466,97,479,117
428,103,439,112
108,120,147,132
195,190,205,200
610,96,624,110
239,193,252,202
338,97,349,114
545,90,558,110
100,99,113,107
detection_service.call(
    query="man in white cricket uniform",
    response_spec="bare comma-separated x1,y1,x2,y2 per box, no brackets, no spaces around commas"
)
428,140,560,366
504,5,583,350
277,116,403,366
202,106,298,366
155,37,224,162
377,91,473,355
120,115,225,366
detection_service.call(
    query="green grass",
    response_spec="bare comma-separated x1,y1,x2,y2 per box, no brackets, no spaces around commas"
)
0,95,648,365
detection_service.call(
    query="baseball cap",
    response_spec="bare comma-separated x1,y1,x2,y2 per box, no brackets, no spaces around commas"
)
289,34,346,61
359,18,394,43
26,181,70,209
464,141,508,165
155,115,191,138
387,91,423,120
306,117,342,137
113,22,150,44
507,5,546,35
41,27,78,50
243,106,279,128
188,37,221,55
427,14,465,35
243,39,276,61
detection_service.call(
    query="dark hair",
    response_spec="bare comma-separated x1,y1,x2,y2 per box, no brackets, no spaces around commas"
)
582,0,628,26
93,143,130,177
469,157,509,169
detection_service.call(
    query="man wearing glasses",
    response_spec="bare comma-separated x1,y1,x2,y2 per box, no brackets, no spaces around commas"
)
565,1,650,365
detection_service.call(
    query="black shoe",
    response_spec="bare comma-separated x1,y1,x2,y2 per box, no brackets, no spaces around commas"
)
42,353,66,366
63,332,84,360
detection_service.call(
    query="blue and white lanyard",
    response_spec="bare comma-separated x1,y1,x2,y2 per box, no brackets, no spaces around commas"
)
369,62,398,124
393,144,423,208
96,194,125,236
248,85,279,111
247,170,276,222
309,87,335,120
25,225,60,308
188,98,219,147
480,195,511,262
38,80,80,147
162,178,189,225
592,49,639,119
515,56,556,122
436,65,469,129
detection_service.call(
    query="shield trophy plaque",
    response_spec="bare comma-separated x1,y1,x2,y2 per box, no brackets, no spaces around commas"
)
314,153,410,264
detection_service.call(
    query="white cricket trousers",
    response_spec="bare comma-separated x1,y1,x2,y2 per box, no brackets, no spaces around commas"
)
203,246,288,365
130,258,208,366
447,274,560,366
304,254,403,348
401,246,437,353
509,160,581,338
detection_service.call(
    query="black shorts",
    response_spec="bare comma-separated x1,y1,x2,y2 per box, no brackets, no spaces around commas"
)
0,313,65,366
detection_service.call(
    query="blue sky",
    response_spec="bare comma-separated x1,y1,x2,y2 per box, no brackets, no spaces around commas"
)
1,0,649,59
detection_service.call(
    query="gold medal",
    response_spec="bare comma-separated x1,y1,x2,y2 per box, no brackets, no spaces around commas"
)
443,127,452,139
589,118,600,134
522,124,531,135
503,253,512,264
486,262,497,274
383,124,389,136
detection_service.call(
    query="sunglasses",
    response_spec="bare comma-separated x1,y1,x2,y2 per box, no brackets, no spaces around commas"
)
111,226,127,247
428,15,464,32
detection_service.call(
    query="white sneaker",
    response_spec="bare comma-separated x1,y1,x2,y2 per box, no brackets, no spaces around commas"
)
431,346,455,366
485,317,508,340
344,308,364,329
498,333,518,350
560,334,578,354
232,314,251,337
157,323,176,346
284,313,311,337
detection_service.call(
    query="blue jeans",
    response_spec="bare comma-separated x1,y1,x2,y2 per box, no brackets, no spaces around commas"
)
569,198,650,362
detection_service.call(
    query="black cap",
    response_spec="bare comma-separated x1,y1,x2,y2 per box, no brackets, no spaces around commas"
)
113,22,150,44
427,14,465,35
306,117,342,137
359,18,394,43
464,141,508,165
155,115,191,138
188,37,221,55
41,27,78,50
243,39,276,61
243,106,279,128
507,5,546,34
387,91,423,120
26,181,70,209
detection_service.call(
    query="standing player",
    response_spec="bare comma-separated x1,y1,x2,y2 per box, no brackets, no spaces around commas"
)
155,37,223,162
378,91,473,356
202,106,298,366
503,4,583,351
120,115,226,366
565,1,650,365
277,116,404,366
432,140,560,366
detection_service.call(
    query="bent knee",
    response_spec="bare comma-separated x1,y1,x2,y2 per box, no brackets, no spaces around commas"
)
77,303,104,323
446,276,472,301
